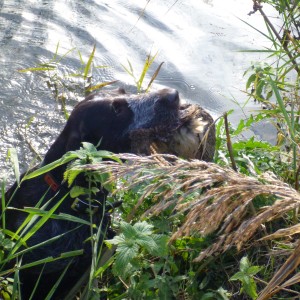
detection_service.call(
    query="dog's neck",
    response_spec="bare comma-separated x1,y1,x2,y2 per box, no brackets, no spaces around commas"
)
41,136,71,181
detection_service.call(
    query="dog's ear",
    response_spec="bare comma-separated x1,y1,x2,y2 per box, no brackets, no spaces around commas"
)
111,99,130,117
65,131,82,152
117,87,126,95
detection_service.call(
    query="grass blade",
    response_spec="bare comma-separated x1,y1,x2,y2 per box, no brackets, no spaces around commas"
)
83,44,96,80
7,148,20,185
146,61,164,92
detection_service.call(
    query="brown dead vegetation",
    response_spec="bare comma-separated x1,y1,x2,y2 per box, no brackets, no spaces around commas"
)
77,153,300,299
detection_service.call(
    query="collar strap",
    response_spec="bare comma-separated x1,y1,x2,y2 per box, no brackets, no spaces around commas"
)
71,198,100,214
44,172,100,215
44,173,60,192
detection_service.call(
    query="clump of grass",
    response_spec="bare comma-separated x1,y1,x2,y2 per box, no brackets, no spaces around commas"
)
19,43,116,118
122,50,164,93
243,0,300,188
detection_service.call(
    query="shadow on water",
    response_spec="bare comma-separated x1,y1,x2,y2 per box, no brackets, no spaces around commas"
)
0,0,268,181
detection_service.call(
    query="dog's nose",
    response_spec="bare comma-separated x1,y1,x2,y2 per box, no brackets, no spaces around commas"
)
166,89,179,105
158,88,180,106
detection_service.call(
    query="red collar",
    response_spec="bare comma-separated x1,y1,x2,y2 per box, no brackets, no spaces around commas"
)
44,173,60,192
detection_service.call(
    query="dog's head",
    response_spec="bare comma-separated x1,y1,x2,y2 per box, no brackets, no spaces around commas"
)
43,88,182,163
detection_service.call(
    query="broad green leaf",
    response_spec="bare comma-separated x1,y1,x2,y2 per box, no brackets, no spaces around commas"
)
70,186,86,198
239,256,250,272
133,221,154,235
135,235,158,253
230,271,245,281
246,266,262,276
121,222,138,239
114,243,139,275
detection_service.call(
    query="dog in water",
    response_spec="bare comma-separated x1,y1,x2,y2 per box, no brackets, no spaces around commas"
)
4,88,215,299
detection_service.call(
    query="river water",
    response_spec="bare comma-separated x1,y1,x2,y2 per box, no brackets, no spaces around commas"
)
0,0,274,181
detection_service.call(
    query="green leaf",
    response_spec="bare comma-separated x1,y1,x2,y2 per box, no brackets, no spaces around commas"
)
18,66,56,73
83,44,96,79
114,242,139,275
85,80,119,93
133,221,154,235
2,238,14,250
246,73,256,90
151,234,169,256
230,271,245,281
246,266,262,276
107,234,126,246
243,278,258,300
23,152,78,180
255,79,265,98
121,222,139,239
70,186,86,198
7,148,20,185
135,235,158,253
146,61,164,92
239,256,250,272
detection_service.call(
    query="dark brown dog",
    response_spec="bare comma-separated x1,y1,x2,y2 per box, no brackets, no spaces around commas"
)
4,88,183,299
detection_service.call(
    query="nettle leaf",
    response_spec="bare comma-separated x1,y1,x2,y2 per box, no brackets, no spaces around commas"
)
135,235,158,253
2,238,15,250
64,168,83,187
121,222,139,239
81,142,98,153
107,233,126,246
70,185,99,198
98,172,114,192
151,234,169,256
133,221,154,235
114,242,139,275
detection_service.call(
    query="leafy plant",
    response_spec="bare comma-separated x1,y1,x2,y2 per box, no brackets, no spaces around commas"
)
214,112,290,179
243,0,300,188
230,256,262,299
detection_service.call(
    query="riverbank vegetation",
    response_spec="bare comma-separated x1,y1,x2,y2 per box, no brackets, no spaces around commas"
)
1,0,300,299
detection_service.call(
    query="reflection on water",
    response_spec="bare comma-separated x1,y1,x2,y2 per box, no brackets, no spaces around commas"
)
0,0,272,180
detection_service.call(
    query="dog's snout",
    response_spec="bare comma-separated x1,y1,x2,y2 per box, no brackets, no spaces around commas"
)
158,88,180,107
166,89,179,105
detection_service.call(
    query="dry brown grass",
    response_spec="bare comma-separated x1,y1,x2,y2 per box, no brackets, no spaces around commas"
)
77,153,300,299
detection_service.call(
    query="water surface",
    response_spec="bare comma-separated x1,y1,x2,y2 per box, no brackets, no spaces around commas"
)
0,0,273,180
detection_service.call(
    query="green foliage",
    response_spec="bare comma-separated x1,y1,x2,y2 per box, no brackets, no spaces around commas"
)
230,257,262,300
2,1,300,299
214,112,291,179
107,221,168,278
244,62,274,102
199,287,231,300
102,216,231,299
243,0,300,186
0,231,14,263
